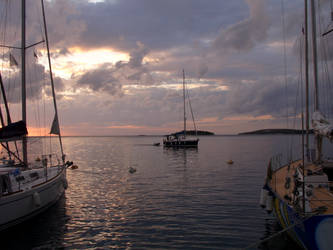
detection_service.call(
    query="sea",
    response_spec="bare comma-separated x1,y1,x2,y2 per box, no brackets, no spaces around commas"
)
2,134,332,250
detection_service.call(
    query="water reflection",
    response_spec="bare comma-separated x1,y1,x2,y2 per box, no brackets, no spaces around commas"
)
163,147,198,169
2,135,328,249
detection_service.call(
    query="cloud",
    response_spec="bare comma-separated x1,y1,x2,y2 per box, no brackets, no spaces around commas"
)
128,41,149,68
213,0,270,52
42,0,86,50
196,62,208,79
4,0,327,135
76,63,122,95
1,51,65,104
76,42,153,94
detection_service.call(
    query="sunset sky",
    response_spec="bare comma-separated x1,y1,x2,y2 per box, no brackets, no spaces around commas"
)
0,0,332,136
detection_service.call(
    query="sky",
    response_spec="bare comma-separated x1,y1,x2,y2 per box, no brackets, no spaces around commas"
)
0,0,332,136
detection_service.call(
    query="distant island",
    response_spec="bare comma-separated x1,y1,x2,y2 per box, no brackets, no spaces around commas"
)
238,129,314,135
170,130,215,136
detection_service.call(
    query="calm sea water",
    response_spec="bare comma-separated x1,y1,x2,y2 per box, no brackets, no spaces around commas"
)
3,135,331,249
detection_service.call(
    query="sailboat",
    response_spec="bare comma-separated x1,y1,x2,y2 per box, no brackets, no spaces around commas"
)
163,70,199,147
0,0,71,231
260,1,333,249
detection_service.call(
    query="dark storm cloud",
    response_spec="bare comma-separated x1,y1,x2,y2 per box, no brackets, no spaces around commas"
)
43,0,246,51
76,63,123,95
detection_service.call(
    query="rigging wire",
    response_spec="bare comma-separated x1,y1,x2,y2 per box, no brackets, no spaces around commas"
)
41,23,48,156
299,32,305,162
4,1,19,122
33,1,44,142
280,0,291,161
0,1,20,158
291,35,304,160
318,0,333,120
185,77,198,136
0,1,9,73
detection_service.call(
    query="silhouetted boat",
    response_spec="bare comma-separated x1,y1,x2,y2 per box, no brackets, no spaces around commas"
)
163,70,199,148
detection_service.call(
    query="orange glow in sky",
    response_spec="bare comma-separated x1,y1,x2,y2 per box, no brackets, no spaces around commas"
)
39,47,129,79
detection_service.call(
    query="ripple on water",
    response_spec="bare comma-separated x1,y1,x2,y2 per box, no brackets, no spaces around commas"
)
1,136,312,249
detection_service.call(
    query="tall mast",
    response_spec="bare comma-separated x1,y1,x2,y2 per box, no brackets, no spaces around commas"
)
41,0,64,161
183,69,186,138
21,0,27,166
310,0,322,162
310,0,319,111
304,0,310,159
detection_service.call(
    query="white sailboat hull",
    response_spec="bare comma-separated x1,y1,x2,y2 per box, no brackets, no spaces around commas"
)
0,168,66,231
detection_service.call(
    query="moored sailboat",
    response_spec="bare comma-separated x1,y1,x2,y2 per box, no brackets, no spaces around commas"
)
0,0,71,231
260,1,333,249
163,70,199,148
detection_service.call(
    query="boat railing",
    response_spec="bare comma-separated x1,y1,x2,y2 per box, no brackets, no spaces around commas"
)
31,153,62,168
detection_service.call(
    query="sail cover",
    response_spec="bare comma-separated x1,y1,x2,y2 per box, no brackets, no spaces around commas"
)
312,111,333,139
0,120,28,141
50,115,60,135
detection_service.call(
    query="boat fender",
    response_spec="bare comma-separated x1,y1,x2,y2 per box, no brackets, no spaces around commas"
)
266,194,273,213
259,188,268,208
71,165,78,170
63,179,68,189
33,192,41,207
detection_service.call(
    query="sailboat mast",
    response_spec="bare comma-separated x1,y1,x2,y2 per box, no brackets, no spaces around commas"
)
41,0,64,161
310,0,319,110
304,0,310,159
310,0,322,162
21,0,28,166
183,69,186,138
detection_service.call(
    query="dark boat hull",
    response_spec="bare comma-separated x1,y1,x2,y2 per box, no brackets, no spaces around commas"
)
163,138,199,147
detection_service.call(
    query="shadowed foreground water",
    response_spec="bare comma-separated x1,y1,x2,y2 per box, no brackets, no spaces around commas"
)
2,135,325,249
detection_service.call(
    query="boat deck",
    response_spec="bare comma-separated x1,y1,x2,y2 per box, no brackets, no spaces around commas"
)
270,160,333,215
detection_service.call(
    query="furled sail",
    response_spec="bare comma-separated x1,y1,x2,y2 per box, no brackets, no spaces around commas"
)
0,120,28,141
312,111,333,139
50,115,60,135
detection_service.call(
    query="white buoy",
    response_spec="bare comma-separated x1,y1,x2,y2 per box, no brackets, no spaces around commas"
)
33,192,41,207
266,194,273,213
259,188,268,208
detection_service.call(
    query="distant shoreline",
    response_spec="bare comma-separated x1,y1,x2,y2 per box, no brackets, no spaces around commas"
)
27,129,313,137
238,128,314,135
